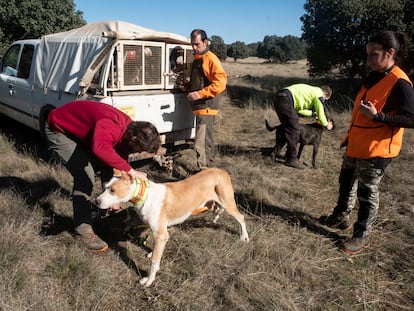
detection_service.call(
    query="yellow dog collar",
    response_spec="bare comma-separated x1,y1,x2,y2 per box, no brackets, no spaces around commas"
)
129,178,149,206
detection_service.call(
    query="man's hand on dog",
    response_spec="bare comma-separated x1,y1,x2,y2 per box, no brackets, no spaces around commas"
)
128,168,147,179
105,169,147,212
112,169,146,211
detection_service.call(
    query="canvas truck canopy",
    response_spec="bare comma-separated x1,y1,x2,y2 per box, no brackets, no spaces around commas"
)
33,20,190,94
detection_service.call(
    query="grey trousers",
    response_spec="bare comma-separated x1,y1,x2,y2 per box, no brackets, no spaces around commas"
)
333,154,389,237
194,115,215,169
44,124,112,228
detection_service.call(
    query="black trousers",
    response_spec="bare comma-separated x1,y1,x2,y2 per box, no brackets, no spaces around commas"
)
273,92,300,162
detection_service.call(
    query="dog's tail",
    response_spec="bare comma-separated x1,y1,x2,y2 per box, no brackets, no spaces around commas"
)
265,119,281,132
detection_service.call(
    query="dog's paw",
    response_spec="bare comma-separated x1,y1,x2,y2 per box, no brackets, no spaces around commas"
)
241,233,250,242
139,277,152,287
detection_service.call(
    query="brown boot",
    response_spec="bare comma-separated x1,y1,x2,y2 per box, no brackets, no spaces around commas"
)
319,214,352,231
75,223,108,253
340,236,370,255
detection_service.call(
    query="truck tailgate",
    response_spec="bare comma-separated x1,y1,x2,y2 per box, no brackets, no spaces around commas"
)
110,92,195,134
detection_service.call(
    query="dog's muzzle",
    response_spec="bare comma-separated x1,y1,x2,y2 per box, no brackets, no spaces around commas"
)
97,206,123,218
95,198,122,218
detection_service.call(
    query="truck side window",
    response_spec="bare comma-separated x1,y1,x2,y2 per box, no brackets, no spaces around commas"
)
17,44,34,79
1,44,20,77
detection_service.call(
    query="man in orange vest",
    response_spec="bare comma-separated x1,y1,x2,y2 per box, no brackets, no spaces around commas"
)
320,31,414,254
187,29,227,171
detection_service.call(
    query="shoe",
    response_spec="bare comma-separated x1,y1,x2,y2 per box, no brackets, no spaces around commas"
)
340,236,370,254
319,214,352,231
284,160,305,170
75,224,109,253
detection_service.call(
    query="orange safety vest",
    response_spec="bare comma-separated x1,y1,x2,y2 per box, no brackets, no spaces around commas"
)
344,66,412,159
190,50,226,116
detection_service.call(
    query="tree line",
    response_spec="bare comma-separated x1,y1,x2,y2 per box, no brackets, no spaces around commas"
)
210,35,307,63
301,0,414,79
1,0,414,79
0,0,85,53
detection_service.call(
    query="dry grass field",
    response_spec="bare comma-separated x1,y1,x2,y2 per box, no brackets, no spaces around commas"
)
223,57,309,78
0,58,413,310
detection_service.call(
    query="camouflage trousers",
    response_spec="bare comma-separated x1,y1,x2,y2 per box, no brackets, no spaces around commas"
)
332,154,390,237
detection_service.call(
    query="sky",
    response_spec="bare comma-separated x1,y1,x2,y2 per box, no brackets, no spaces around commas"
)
73,0,306,44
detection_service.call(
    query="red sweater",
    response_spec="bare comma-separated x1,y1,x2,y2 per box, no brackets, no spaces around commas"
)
47,100,132,172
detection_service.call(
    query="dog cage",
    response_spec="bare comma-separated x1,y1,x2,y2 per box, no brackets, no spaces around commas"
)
89,41,193,95
165,44,194,89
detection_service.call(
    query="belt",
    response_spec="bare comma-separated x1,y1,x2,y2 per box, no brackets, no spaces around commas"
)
277,89,289,97
276,89,293,104
193,108,219,116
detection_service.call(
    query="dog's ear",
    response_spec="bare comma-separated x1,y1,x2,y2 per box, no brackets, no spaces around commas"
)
113,168,122,178
119,171,129,180
119,171,135,184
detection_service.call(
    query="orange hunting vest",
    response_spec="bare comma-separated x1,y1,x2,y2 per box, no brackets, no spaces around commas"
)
344,66,412,159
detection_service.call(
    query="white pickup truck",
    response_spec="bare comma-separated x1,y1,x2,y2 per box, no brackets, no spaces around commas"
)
0,20,195,160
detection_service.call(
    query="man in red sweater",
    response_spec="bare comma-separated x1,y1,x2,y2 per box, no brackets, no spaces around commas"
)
45,100,160,252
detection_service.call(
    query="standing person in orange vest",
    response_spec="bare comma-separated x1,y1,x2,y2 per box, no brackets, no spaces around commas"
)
320,31,414,254
187,29,227,171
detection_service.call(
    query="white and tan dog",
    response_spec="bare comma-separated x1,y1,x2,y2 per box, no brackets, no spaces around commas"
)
96,168,249,287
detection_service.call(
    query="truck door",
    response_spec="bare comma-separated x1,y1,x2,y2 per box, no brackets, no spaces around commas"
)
0,43,36,128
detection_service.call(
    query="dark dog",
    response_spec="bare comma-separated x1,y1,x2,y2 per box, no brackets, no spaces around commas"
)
265,119,333,168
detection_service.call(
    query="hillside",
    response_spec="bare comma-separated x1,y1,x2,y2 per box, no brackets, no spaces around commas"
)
0,59,413,310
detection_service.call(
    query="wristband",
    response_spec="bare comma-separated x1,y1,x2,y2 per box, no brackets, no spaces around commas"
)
373,113,385,122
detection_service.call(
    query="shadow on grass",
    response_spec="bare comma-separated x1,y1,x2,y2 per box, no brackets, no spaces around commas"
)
217,143,274,159
0,175,72,235
0,115,52,161
235,192,345,246
0,173,152,278
226,75,358,112
226,75,310,108
95,209,151,278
